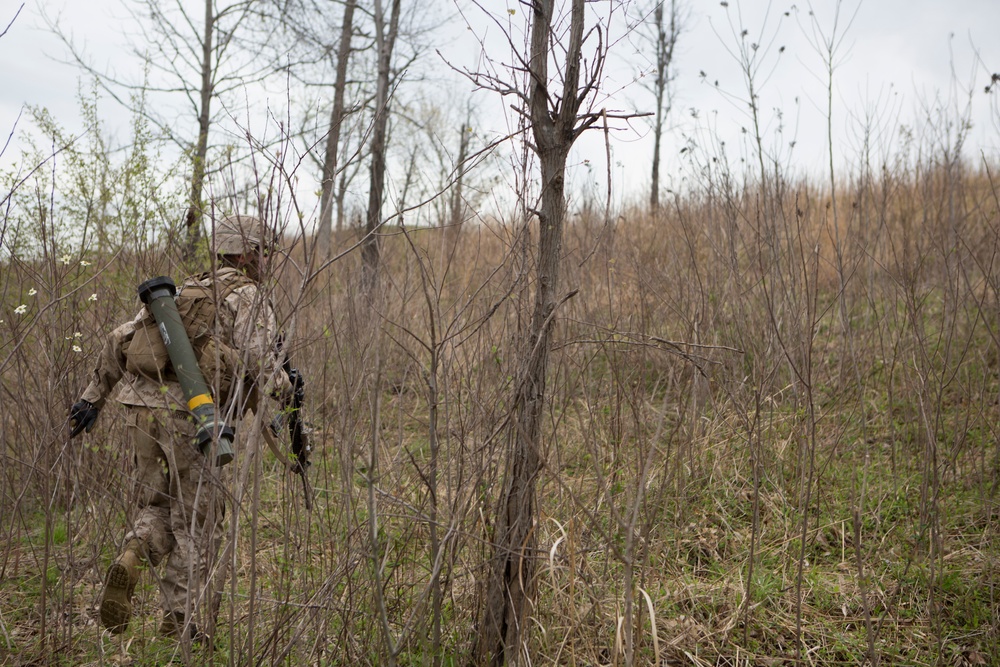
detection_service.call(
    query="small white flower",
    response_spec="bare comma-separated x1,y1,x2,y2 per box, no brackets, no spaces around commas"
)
28,288,37,296
72,344,82,352
74,331,83,338
80,260,91,267
88,293,98,302
60,255,71,264
14,304,28,315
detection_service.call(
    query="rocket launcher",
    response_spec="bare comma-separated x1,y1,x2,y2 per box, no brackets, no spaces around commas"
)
138,276,235,466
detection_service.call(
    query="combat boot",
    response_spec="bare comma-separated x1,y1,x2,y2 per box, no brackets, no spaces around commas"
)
160,610,210,646
158,610,188,637
99,539,143,634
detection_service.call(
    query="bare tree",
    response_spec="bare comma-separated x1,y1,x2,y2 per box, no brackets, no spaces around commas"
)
361,0,402,291
389,98,486,233
275,0,361,259
470,1,613,663
184,0,219,255
46,0,278,257
449,110,473,231
318,0,358,257
639,0,682,211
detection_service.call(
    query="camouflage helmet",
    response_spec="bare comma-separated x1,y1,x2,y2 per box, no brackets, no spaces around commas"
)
211,215,275,256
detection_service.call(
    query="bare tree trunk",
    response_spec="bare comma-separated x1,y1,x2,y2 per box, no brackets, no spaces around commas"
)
474,1,591,664
361,0,401,293
184,0,215,259
444,117,471,254
317,0,356,259
336,171,348,231
650,99,663,210
648,0,679,212
449,120,471,230
649,1,665,211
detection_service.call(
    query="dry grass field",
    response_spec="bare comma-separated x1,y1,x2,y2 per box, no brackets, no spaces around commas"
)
2,143,999,666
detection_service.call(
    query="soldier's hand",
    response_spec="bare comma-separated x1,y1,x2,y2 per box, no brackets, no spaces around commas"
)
69,399,99,438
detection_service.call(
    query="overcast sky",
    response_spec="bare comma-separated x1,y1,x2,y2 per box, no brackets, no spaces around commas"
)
2,0,999,213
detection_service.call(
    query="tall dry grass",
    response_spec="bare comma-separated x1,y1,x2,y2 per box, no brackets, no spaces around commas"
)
2,119,999,666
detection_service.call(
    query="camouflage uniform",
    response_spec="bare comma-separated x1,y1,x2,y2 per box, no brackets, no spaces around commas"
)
78,263,289,635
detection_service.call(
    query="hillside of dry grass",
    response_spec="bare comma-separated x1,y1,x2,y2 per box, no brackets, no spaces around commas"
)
2,157,999,666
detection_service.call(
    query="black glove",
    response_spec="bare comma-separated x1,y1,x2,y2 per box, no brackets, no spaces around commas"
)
69,399,99,438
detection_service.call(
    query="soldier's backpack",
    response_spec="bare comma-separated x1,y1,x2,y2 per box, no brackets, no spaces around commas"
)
123,271,254,406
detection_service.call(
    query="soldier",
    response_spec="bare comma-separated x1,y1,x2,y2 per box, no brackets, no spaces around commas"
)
68,215,291,641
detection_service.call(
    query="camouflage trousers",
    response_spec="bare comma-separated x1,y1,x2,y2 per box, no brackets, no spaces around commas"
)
121,406,226,625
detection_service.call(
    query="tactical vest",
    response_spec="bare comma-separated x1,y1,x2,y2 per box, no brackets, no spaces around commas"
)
123,271,253,407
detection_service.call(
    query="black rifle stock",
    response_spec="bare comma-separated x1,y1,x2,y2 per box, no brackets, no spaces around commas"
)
278,335,313,510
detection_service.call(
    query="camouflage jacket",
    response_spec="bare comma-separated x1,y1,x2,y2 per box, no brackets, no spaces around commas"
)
81,267,290,413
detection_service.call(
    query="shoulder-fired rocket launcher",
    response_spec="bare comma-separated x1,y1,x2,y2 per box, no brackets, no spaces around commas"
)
138,276,235,466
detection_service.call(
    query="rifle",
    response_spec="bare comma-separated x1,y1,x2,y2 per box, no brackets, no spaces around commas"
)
277,335,313,510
